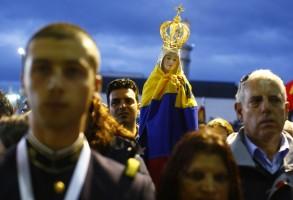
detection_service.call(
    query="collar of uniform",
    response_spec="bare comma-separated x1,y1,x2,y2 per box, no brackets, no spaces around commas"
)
26,132,84,173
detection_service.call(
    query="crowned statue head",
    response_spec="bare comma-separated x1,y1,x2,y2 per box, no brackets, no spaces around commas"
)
160,5,190,51
159,5,190,74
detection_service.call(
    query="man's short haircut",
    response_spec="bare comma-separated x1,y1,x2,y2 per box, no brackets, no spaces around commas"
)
106,78,139,105
0,91,13,117
235,69,287,103
25,22,100,71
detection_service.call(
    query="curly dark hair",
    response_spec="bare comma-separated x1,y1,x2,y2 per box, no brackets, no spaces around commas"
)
157,126,243,200
106,78,139,105
0,91,13,117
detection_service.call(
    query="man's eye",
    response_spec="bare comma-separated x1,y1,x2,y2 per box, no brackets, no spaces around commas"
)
249,97,262,107
250,100,259,106
270,96,282,104
64,66,86,79
111,101,119,106
32,64,51,76
125,99,134,105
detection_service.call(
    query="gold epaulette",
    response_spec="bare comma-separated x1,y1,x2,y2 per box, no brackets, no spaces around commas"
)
124,158,140,178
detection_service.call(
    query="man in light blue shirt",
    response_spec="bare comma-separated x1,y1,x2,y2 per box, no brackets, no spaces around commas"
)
227,69,293,200
243,132,289,174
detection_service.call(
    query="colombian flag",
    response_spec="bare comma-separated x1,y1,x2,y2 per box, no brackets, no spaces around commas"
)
139,63,198,186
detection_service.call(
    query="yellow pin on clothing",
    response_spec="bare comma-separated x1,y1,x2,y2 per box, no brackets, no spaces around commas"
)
54,181,65,194
124,158,140,178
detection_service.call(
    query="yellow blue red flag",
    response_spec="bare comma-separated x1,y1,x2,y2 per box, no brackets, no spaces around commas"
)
139,63,198,160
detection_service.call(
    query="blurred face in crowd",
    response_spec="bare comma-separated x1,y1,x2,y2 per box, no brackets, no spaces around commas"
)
109,88,139,132
23,36,97,130
161,52,179,73
213,126,229,140
235,78,289,142
179,153,229,200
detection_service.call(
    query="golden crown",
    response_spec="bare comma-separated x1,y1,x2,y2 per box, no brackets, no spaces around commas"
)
160,5,190,50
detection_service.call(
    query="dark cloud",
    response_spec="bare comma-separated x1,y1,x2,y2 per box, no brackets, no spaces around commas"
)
0,0,292,85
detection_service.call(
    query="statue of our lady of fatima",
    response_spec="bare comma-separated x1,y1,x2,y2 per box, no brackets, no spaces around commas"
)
138,5,198,186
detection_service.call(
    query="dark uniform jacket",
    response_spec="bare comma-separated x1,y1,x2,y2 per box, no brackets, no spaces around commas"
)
105,135,150,176
227,129,293,200
0,140,155,200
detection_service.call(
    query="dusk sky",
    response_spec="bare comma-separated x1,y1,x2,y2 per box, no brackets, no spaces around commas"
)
0,0,292,87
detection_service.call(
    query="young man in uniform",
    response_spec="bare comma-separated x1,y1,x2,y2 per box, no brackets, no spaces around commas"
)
0,23,154,200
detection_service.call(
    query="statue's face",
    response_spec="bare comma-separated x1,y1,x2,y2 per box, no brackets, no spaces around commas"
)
162,52,179,73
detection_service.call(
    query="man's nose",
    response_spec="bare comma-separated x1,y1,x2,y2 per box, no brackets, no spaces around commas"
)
260,98,271,112
118,101,127,108
47,68,63,91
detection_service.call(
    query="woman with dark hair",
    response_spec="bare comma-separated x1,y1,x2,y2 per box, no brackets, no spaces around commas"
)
157,126,243,200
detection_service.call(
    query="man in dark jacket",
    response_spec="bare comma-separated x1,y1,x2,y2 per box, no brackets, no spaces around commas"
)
0,22,154,200
228,69,293,200
106,78,149,174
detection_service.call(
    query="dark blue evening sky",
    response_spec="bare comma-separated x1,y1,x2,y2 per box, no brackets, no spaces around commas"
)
0,0,292,85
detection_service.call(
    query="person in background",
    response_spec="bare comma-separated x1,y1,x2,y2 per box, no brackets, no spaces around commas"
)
0,22,154,200
157,126,243,200
0,90,14,118
85,93,150,175
105,78,150,173
228,69,293,200
207,117,234,139
0,113,29,156
107,78,140,139
284,120,293,136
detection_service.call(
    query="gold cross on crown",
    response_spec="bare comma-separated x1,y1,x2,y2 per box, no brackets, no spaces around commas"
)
176,4,184,16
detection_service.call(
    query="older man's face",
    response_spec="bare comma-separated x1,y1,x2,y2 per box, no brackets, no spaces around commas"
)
236,79,289,142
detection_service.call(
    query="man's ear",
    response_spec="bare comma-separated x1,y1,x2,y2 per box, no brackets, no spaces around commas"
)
235,102,243,121
95,74,102,93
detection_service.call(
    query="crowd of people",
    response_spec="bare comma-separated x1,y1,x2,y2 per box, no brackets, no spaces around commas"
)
0,6,293,200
